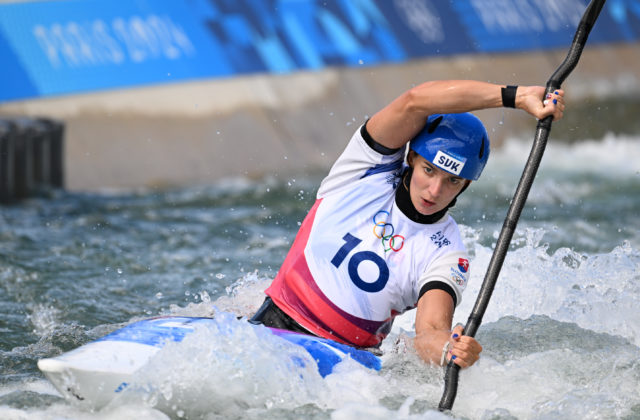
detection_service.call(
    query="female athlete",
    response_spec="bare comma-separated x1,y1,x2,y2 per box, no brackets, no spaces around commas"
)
251,80,565,368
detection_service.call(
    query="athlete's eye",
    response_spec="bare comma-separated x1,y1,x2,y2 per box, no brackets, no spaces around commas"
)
423,165,433,174
450,177,461,185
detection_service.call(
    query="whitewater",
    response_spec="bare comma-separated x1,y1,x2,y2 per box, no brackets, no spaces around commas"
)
1,133,638,419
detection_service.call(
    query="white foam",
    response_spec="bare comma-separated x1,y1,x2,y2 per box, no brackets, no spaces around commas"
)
104,313,327,418
0,403,170,420
27,304,61,337
490,133,640,178
456,232,640,347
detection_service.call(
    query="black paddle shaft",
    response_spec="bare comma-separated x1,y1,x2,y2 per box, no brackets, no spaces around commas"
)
438,0,607,412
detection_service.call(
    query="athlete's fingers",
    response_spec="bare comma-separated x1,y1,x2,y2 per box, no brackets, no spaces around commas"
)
542,89,565,121
454,337,483,354
448,335,482,368
518,86,566,121
554,90,566,121
451,340,482,360
449,348,479,368
448,348,478,368
451,324,464,338
449,326,483,353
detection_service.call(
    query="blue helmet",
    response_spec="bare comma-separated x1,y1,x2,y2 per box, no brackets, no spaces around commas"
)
409,113,490,181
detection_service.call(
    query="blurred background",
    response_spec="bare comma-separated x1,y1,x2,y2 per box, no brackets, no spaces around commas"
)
1,0,639,192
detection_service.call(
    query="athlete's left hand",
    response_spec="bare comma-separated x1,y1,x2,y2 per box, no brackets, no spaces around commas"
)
516,86,565,121
447,324,483,368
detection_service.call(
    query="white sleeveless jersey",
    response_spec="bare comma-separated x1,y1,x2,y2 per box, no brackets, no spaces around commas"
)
266,126,470,347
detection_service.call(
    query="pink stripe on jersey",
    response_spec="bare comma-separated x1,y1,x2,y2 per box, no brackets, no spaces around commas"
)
266,199,392,348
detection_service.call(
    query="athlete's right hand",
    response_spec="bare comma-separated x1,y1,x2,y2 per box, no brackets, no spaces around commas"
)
446,324,483,368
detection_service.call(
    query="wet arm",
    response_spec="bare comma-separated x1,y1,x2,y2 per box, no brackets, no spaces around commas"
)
367,80,564,150
414,288,482,368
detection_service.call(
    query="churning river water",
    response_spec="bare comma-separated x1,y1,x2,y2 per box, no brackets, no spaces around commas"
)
1,132,639,420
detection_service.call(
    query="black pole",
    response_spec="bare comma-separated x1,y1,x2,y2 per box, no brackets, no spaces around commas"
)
438,0,607,412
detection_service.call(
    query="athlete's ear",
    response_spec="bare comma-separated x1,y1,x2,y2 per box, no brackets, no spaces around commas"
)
407,150,416,168
458,180,472,195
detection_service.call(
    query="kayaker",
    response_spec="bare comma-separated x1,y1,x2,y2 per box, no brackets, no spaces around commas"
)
251,80,565,368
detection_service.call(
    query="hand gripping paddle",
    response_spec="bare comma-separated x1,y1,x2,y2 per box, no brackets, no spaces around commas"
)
438,0,607,412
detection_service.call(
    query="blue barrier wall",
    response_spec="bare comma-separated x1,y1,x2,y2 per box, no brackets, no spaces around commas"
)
1,0,639,103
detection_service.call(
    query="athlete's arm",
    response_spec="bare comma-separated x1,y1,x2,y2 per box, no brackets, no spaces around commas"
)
366,80,565,150
413,289,482,368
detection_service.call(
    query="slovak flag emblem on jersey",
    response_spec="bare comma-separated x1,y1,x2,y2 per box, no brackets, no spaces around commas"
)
458,258,469,273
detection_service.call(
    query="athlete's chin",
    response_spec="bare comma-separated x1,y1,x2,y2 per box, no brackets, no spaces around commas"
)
417,208,439,216
416,202,443,216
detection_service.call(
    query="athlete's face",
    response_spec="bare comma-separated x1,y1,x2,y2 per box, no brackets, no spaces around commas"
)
408,152,468,216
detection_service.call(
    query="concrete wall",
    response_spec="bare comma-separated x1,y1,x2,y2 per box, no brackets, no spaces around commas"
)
1,43,639,191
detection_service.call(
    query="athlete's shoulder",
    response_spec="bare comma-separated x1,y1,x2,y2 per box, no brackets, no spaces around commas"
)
317,126,405,198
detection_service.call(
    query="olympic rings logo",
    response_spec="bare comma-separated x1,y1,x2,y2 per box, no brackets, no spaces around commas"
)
372,210,404,252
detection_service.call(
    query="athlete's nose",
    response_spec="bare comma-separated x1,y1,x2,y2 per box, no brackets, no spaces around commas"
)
429,176,444,198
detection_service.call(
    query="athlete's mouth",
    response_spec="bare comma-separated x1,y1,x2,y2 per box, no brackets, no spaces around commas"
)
421,198,436,207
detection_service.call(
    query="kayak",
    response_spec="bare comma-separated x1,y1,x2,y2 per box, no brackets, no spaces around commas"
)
38,315,382,408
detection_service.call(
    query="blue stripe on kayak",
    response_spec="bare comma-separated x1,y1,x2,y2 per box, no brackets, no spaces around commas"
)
269,327,382,376
96,317,210,347
97,316,382,376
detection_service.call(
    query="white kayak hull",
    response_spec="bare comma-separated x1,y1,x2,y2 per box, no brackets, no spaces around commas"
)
38,316,381,407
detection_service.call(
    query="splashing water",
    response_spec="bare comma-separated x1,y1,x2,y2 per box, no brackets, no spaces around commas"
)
1,134,639,419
